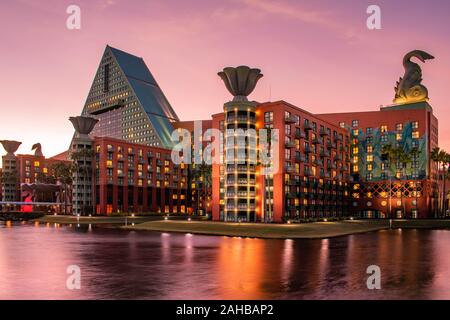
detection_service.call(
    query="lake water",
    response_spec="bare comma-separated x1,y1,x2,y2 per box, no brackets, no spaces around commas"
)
1,221,450,300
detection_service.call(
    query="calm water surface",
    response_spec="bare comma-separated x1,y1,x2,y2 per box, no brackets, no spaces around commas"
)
1,221,450,300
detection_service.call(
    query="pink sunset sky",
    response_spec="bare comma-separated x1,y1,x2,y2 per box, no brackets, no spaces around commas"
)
0,0,449,159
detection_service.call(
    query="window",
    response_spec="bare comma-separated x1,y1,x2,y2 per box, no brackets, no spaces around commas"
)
339,122,345,128
352,120,359,127
381,135,388,143
352,146,359,154
380,125,388,133
396,133,402,141
352,129,359,136
285,124,291,135
34,161,40,167
367,155,374,162
412,121,419,129
264,112,273,123
412,131,420,139
367,163,373,171
367,145,373,153
366,173,373,181
396,123,403,131
366,136,373,144
353,165,359,172
285,149,291,160
366,127,373,135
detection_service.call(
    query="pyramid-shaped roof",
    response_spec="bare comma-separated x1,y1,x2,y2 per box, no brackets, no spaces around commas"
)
81,45,179,149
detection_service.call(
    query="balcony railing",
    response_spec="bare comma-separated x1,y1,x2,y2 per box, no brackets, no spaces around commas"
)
285,115,297,124
285,141,295,148
295,131,306,139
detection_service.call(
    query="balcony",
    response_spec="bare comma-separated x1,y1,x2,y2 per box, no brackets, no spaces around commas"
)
320,172,331,179
304,123,313,131
295,131,306,139
312,138,322,145
285,141,295,148
327,142,337,149
285,114,297,124
320,150,330,158
334,135,343,142
313,159,323,166
320,128,329,137
334,155,342,161
285,165,296,173
286,192,296,199
340,165,348,172
304,168,313,176
304,146,312,153
296,154,306,162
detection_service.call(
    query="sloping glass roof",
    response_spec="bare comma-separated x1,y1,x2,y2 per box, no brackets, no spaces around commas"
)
109,46,179,148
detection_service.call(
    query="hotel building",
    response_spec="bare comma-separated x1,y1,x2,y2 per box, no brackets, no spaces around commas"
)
318,102,439,218
93,136,189,215
212,101,352,223
0,46,440,220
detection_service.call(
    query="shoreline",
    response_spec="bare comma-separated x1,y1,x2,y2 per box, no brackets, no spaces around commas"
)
34,216,450,239
123,220,391,239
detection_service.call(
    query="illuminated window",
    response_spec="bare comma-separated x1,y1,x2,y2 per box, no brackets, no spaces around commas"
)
352,129,359,136
396,123,403,131
412,131,420,139
34,161,40,167
367,164,373,171
43,168,48,174
412,121,419,129
352,146,358,154
380,125,388,133
367,145,373,153
353,156,358,164
353,165,359,172
367,155,373,162
106,160,113,167
396,133,402,141
339,122,345,128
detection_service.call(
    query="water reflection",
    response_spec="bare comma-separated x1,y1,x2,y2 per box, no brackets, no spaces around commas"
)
0,222,450,299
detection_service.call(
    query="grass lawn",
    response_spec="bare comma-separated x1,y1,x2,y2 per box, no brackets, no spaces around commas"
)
125,219,391,239
36,215,161,224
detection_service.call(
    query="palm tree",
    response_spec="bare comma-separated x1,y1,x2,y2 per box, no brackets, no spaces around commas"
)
50,162,73,215
441,152,450,217
431,147,442,217
381,144,397,218
398,149,412,217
